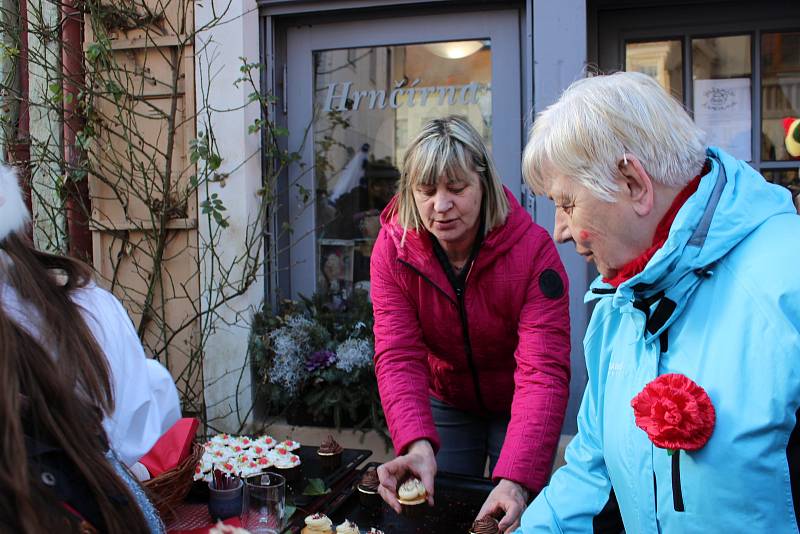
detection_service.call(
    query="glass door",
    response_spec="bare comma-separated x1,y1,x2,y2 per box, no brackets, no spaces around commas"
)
285,10,521,301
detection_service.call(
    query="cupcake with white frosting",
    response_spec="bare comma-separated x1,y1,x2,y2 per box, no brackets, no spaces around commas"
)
397,477,428,517
254,435,277,450
269,446,302,482
193,458,214,482
278,438,301,451
335,519,359,534
210,433,234,447
301,513,333,534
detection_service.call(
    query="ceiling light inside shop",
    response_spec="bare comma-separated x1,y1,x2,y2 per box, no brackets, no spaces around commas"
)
425,40,485,59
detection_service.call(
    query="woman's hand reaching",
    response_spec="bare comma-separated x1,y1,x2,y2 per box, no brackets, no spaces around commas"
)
476,478,530,533
376,439,437,513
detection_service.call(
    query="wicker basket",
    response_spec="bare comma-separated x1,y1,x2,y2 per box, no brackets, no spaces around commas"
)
143,441,204,521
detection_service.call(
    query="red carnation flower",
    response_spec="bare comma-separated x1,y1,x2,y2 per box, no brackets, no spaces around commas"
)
631,373,715,452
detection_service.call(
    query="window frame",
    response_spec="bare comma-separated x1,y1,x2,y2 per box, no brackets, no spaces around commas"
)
603,21,800,176
598,6,800,176
623,29,800,174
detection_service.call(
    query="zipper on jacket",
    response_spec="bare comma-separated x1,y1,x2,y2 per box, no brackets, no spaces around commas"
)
653,471,658,514
454,282,486,412
398,247,487,412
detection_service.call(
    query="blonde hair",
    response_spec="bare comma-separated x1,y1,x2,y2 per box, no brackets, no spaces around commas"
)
522,71,707,201
393,116,509,238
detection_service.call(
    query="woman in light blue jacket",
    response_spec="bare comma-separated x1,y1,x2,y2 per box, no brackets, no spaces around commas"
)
516,71,800,533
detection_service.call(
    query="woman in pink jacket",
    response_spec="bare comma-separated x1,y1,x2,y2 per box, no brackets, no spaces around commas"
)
371,116,571,532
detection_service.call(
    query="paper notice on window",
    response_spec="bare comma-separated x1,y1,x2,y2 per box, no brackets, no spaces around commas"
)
693,78,751,161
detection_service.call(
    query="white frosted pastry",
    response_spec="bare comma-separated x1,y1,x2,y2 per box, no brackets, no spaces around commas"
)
335,519,359,534
210,433,233,447
269,447,301,468
301,513,333,534
278,439,301,451
397,477,427,505
254,435,277,449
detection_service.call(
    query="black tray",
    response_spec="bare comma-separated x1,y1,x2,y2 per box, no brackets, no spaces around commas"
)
306,462,495,533
290,445,372,507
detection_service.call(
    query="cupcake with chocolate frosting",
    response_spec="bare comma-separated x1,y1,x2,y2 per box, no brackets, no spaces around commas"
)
357,467,381,509
470,516,500,534
316,434,343,470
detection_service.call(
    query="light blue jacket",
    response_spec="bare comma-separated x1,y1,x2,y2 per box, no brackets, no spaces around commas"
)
517,147,800,533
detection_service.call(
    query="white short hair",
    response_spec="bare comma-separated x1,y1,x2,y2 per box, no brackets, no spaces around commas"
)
523,71,707,200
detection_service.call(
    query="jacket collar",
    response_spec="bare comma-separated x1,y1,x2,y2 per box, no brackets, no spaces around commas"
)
587,146,797,342
379,186,532,292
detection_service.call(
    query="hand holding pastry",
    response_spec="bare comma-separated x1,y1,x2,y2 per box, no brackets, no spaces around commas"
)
376,439,436,513
397,478,427,505
470,515,500,534
475,479,529,533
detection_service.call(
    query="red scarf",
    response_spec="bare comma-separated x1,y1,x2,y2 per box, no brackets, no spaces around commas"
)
602,174,703,288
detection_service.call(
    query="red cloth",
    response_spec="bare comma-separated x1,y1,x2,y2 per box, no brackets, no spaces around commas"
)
603,175,702,288
371,187,571,492
170,517,243,534
140,417,199,477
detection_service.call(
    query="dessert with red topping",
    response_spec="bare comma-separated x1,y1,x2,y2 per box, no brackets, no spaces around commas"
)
301,513,334,534
269,446,302,482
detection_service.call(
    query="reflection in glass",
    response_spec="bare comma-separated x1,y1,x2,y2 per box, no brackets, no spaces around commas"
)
692,35,752,161
425,41,484,59
313,41,492,305
692,35,751,80
761,32,800,161
625,40,683,100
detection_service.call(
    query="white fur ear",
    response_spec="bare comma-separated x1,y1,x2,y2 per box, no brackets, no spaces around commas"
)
0,164,30,242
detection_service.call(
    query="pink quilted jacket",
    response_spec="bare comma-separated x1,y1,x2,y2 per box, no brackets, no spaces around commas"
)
370,187,571,492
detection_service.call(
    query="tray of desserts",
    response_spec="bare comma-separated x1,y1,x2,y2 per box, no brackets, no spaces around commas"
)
290,441,372,507
292,462,499,534
188,433,371,509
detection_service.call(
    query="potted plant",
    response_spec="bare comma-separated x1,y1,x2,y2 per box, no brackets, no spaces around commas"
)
250,289,387,438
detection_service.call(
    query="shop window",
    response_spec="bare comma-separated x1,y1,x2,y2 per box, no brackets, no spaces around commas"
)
625,40,683,100
312,40,492,306
624,31,799,207
692,35,752,161
761,32,800,161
